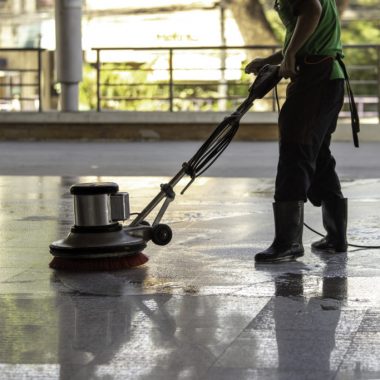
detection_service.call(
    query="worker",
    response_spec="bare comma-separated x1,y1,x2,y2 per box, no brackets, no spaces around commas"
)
245,0,354,262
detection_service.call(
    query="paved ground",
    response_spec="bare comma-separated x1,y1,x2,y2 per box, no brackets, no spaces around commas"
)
0,141,379,379
0,141,378,178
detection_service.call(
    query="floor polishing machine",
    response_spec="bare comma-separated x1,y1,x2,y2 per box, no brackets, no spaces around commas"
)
49,65,281,269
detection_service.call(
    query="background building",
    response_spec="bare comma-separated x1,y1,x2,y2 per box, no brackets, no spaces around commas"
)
0,0,378,114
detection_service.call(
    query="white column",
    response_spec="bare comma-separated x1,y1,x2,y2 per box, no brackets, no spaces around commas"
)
55,0,83,111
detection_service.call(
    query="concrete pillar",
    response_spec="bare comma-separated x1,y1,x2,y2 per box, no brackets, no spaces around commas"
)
55,0,83,111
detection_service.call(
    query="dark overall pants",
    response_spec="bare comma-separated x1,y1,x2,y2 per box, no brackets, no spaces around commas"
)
274,56,345,206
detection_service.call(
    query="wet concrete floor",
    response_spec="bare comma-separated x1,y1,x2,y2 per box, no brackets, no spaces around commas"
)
0,142,380,379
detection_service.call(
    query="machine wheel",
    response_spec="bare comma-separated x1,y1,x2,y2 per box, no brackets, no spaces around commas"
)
152,224,172,246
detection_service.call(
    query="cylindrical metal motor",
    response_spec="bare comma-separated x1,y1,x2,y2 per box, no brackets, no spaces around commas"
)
71,182,130,227
49,182,146,260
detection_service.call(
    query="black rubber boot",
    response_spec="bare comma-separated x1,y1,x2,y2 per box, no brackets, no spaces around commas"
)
311,198,348,253
255,201,304,263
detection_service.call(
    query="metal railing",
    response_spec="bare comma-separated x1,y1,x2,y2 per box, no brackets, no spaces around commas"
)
92,44,380,120
1,45,378,117
0,48,44,112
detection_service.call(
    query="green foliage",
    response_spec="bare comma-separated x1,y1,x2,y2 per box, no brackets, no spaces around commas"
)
340,18,380,99
341,20,380,45
351,0,379,6
80,62,256,111
264,9,285,43
172,84,219,111
79,63,97,110
80,62,169,111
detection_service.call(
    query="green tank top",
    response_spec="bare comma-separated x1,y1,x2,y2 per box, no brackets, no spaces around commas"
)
275,0,344,79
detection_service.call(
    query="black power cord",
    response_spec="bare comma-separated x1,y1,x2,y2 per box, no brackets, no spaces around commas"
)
180,65,281,195
304,222,380,249
274,82,380,250
181,94,254,195
180,69,379,251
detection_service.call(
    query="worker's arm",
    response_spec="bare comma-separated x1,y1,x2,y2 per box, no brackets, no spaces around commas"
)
280,0,323,79
245,50,283,75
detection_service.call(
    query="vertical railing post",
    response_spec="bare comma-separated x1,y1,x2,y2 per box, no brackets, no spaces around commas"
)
37,48,42,112
219,5,227,111
96,49,101,112
9,76,13,99
169,48,174,112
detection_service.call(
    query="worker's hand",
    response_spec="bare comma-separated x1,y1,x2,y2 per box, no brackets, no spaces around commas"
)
245,58,268,75
279,52,298,79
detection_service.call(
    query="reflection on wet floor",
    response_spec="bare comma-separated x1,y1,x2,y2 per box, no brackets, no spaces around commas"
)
0,176,380,379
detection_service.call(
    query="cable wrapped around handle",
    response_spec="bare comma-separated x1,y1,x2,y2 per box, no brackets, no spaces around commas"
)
180,112,243,194
131,65,281,225
180,64,281,194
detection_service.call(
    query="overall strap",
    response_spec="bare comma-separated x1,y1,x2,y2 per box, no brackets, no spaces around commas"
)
336,55,360,147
